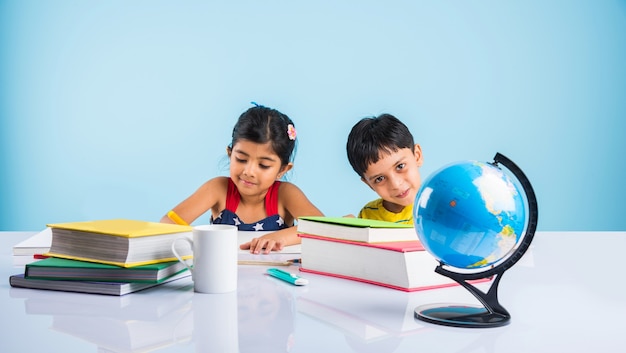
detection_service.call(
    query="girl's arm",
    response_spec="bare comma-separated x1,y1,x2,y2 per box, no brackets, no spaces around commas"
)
160,177,227,226
240,182,323,254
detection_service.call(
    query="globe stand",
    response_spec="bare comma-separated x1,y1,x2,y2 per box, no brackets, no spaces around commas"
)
415,153,538,329
415,267,510,328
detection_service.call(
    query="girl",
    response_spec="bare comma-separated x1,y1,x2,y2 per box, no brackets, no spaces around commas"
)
161,105,323,254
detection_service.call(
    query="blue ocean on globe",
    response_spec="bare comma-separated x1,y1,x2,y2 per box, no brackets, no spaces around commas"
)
414,161,526,269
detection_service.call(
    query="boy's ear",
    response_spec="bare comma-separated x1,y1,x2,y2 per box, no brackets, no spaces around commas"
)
277,163,294,179
414,144,424,167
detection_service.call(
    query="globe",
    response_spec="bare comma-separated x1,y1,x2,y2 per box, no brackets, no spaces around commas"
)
412,153,538,328
414,160,526,270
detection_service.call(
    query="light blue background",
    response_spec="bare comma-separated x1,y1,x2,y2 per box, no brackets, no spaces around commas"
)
1,1,625,231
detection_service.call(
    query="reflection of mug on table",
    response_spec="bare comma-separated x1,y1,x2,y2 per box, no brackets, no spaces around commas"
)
238,267,295,353
192,291,238,353
171,224,238,294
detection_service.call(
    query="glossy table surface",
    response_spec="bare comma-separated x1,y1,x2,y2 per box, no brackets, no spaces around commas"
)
1,231,625,353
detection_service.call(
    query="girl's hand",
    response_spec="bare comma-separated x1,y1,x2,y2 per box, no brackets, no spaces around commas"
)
239,228,298,254
240,235,285,254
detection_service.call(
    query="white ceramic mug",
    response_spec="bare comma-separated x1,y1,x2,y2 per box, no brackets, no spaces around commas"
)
171,224,238,293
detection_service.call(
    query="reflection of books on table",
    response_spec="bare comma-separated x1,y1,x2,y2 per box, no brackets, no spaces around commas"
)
51,302,193,353
11,280,194,353
297,285,429,343
298,298,392,341
14,283,194,321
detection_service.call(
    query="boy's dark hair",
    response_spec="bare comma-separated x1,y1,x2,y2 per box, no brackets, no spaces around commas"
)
229,105,296,166
346,113,415,177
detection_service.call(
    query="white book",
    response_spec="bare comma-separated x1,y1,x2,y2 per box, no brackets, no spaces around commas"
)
12,228,52,256
299,234,491,292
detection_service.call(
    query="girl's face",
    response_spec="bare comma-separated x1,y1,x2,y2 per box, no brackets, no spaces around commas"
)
228,139,292,198
361,144,423,213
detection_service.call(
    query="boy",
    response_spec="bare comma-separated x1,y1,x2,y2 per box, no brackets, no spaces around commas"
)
346,113,423,224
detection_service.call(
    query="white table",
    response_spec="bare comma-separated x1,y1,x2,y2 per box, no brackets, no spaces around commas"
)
1,231,625,353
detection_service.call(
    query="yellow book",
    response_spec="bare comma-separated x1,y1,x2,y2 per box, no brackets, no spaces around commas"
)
44,219,193,268
46,219,192,237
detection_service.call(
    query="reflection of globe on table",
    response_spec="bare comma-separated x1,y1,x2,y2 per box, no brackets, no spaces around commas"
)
414,159,526,270
413,153,538,328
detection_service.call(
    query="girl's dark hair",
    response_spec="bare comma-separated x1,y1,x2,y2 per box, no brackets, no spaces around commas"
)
229,105,296,166
346,113,415,177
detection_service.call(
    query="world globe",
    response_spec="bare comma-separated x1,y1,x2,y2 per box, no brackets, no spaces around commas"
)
414,159,526,270
412,153,538,328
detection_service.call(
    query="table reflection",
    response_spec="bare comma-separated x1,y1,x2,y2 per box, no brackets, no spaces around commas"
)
10,266,298,353
11,281,195,352
237,266,295,353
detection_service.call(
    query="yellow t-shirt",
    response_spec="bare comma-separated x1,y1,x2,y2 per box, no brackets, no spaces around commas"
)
357,198,413,224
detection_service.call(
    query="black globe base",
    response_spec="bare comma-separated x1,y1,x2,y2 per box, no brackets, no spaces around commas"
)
414,270,511,328
415,303,510,328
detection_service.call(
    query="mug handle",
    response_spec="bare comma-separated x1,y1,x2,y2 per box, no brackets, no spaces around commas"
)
171,237,194,277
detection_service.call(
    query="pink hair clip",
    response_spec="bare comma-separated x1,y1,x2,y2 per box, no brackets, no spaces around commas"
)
287,124,297,140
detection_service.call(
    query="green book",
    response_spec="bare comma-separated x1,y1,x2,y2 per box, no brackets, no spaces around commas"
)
25,257,190,283
297,216,417,243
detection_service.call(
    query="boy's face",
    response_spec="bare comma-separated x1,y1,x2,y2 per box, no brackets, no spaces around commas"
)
361,144,423,213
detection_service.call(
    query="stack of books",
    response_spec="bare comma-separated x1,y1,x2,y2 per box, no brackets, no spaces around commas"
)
297,216,488,292
9,219,194,295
